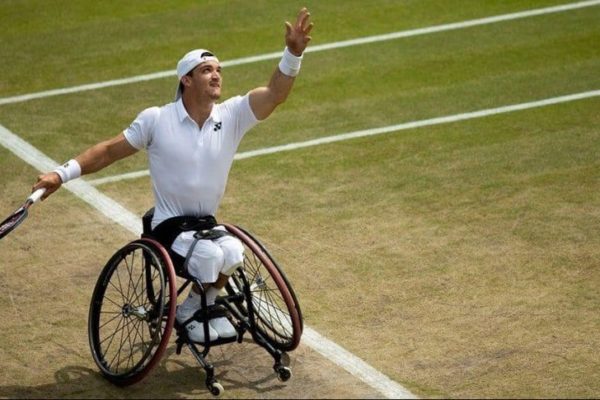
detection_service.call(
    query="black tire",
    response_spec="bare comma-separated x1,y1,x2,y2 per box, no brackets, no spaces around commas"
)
88,238,177,386
222,224,302,352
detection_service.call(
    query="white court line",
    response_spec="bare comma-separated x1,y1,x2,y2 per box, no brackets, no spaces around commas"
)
87,89,600,186
1,0,599,106
0,124,417,399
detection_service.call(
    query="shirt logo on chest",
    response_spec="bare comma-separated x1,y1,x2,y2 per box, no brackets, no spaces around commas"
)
213,122,222,132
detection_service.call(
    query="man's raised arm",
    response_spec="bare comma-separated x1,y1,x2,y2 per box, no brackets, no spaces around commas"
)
249,7,313,121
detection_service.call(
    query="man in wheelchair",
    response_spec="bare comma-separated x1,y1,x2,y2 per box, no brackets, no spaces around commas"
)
33,8,313,345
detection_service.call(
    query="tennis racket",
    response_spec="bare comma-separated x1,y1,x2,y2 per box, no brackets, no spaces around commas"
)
0,188,46,240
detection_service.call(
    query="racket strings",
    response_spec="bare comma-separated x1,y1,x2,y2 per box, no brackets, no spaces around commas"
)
0,210,26,236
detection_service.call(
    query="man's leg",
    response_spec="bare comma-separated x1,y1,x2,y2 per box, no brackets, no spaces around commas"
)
202,230,245,338
172,234,225,342
214,229,244,276
173,233,240,341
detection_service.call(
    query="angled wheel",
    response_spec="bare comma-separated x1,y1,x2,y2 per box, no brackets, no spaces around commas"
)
88,238,177,386
222,224,303,352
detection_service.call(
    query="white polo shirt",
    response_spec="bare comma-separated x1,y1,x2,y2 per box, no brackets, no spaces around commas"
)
124,95,259,228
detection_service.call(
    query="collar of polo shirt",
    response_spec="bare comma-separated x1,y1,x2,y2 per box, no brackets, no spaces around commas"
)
175,98,221,125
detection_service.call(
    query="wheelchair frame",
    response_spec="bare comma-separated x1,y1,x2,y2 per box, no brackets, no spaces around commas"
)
87,221,303,396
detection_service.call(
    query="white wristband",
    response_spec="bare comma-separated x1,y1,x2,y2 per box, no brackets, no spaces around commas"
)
54,159,81,183
278,47,302,77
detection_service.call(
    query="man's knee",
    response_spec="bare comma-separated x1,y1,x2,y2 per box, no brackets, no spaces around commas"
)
219,236,244,276
182,239,225,282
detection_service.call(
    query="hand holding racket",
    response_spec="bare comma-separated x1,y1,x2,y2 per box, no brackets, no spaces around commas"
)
0,188,46,240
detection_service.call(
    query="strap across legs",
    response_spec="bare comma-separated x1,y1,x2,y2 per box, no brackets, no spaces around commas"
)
182,228,232,274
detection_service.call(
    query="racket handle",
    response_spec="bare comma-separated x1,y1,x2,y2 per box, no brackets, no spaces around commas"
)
27,188,46,204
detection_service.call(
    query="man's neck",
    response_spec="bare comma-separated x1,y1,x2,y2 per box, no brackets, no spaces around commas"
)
182,95,214,126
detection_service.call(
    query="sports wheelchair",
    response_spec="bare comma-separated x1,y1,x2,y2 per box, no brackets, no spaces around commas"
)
87,209,303,396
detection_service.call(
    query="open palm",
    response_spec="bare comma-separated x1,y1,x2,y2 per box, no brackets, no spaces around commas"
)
285,7,314,56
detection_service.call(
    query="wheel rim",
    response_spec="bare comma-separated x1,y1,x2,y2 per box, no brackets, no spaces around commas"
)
244,253,295,343
234,225,304,333
223,224,302,351
89,242,174,382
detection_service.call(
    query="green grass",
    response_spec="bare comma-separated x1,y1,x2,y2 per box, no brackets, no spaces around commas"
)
1,1,598,162
1,0,600,398
0,0,573,96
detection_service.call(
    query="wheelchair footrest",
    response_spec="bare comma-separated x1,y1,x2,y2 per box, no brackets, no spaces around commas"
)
176,340,184,355
175,323,240,347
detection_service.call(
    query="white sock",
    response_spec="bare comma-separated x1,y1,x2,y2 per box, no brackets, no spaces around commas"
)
177,290,201,321
205,286,220,306
177,286,221,321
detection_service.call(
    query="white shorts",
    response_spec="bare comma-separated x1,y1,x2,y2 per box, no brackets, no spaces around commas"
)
171,226,244,283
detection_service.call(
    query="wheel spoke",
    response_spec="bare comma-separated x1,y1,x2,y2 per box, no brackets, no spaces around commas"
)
223,226,301,351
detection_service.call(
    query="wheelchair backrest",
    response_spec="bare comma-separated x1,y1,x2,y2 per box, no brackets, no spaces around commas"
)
142,207,155,236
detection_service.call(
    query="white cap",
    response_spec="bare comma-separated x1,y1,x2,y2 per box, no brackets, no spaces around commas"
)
175,49,220,100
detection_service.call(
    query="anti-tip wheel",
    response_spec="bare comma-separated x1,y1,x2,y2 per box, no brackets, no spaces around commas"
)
276,366,292,382
208,381,224,397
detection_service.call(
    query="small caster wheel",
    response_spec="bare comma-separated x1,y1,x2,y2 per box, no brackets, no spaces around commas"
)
208,381,224,397
276,366,292,382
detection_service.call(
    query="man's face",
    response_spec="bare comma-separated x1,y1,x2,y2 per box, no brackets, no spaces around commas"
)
186,61,222,101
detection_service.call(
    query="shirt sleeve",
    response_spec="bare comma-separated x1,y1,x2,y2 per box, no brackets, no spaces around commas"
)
221,94,259,142
123,106,160,150
237,93,259,133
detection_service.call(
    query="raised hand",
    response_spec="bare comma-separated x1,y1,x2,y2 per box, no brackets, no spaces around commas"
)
285,7,314,56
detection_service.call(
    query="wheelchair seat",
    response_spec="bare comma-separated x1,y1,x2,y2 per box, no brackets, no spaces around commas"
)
141,207,194,279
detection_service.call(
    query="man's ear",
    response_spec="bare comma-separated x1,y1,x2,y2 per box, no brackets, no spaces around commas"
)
181,75,192,88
